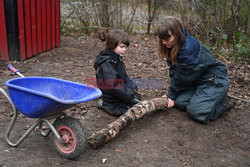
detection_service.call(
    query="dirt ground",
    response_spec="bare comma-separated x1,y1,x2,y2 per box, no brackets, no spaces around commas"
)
0,35,249,167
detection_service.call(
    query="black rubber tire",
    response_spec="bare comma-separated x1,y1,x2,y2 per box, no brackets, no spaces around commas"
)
52,116,86,159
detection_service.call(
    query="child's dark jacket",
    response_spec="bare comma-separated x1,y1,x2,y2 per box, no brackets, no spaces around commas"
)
94,49,139,115
167,30,228,100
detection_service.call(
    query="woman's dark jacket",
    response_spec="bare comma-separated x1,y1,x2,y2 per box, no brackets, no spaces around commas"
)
94,49,139,106
167,30,228,100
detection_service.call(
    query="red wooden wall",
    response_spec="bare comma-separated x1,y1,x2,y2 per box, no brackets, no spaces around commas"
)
0,0,60,61
0,0,9,60
18,0,60,60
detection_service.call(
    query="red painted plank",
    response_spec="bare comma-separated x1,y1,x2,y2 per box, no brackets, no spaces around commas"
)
17,0,26,60
41,0,46,52
47,0,51,50
51,0,56,48
55,0,60,47
24,0,32,58
31,0,37,56
36,0,42,54
0,0,9,60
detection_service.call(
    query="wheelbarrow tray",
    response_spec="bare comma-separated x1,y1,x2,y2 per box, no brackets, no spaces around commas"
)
5,77,101,118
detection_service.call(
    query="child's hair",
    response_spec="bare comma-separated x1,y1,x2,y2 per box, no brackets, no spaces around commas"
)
105,29,130,50
157,16,185,65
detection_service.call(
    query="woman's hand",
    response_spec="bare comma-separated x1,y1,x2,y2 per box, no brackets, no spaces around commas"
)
167,98,175,108
162,95,175,108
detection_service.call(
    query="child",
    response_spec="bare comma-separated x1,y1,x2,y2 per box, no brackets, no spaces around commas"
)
157,16,235,124
94,29,141,116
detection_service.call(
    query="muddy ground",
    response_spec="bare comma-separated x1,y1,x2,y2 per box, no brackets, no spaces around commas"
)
0,35,249,167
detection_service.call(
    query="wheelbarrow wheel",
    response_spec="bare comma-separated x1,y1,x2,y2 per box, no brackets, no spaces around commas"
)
52,116,86,159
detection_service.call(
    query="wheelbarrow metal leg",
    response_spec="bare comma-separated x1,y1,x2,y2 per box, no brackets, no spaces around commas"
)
6,120,41,147
39,121,52,137
0,88,40,147
0,87,22,146
1,86,41,146
0,87,64,146
40,119,64,143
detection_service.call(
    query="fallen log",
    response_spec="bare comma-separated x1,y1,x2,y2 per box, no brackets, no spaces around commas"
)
88,98,168,149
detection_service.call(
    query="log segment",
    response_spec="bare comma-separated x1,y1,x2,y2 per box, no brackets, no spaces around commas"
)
88,98,168,149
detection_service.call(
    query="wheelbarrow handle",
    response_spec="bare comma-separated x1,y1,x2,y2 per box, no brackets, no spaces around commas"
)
7,65,25,77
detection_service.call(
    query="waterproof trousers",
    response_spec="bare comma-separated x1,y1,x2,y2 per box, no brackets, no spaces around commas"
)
174,76,229,124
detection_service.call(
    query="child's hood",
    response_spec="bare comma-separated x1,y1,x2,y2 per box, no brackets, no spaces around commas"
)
94,49,119,70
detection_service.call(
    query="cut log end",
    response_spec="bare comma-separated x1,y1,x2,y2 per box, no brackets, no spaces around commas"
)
88,132,108,149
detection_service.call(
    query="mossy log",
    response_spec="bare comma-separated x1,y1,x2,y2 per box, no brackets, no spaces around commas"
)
88,98,168,149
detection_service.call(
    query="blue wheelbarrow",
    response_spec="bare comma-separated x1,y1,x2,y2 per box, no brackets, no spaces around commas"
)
0,65,102,159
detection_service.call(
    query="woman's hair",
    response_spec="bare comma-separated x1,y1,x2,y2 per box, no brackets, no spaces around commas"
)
157,16,185,65
105,29,130,50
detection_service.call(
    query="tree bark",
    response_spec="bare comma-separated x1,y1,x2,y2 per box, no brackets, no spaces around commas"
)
125,0,139,32
146,0,152,35
88,98,168,149
146,0,159,34
100,0,109,27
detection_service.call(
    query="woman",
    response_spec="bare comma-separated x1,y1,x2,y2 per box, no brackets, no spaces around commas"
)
157,16,235,124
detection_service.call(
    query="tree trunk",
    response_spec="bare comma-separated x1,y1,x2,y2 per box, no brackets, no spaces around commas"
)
119,0,122,28
100,0,109,27
88,98,168,149
146,0,152,34
179,0,186,26
126,0,139,32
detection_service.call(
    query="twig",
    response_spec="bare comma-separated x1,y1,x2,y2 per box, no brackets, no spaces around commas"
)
126,0,139,32
227,94,250,103
61,6,76,28
132,19,149,25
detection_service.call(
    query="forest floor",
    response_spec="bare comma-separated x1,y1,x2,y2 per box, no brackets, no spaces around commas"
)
0,34,249,167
